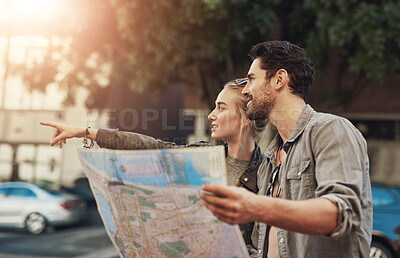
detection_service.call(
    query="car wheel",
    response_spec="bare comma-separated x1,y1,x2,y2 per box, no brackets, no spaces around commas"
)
370,241,394,258
25,212,47,234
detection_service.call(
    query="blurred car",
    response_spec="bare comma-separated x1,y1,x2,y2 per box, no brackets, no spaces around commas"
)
0,181,87,234
370,183,400,258
61,177,96,208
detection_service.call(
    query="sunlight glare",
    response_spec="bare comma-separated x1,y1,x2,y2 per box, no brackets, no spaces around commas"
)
0,0,66,22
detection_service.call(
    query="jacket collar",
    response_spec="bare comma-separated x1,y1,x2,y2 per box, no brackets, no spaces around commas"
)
246,144,263,172
286,104,314,144
224,142,263,170
264,104,315,160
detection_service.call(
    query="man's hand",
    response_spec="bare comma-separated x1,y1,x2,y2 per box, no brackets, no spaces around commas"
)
200,183,258,225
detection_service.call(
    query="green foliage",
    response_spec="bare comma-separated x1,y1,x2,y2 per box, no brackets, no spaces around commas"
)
109,0,275,107
305,0,400,78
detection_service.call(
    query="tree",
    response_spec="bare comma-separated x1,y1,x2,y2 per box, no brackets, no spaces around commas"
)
11,0,275,109
269,0,400,108
107,0,276,108
11,0,400,110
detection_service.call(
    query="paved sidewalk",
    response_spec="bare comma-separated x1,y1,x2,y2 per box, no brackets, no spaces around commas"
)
0,246,119,258
76,246,119,258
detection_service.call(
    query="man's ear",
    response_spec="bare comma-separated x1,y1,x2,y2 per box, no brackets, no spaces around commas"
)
274,69,289,90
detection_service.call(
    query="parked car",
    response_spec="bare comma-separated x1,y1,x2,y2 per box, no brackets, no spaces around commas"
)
370,183,400,258
0,181,87,234
61,177,96,208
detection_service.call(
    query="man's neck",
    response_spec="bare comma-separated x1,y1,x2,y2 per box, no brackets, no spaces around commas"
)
269,97,306,143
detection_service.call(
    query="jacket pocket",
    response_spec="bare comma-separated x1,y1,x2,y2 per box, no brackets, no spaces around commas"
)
286,160,312,199
286,160,310,180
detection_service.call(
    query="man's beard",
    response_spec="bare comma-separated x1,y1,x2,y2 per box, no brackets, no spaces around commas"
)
246,94,276,121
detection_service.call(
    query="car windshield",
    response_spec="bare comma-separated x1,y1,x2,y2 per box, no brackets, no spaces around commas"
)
7,187,37,197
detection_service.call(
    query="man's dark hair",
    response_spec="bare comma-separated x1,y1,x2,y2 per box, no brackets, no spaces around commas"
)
249,41,315,100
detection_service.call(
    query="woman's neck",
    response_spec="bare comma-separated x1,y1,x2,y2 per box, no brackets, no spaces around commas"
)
226,136,255,161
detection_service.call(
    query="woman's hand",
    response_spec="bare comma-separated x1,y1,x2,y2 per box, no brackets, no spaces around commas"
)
40,122,86,148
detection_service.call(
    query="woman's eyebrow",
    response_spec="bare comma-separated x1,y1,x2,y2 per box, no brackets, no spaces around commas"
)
216,101,227,106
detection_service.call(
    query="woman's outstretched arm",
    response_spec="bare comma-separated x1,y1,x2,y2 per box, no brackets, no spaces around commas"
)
40,122,98,148
40,122,178,150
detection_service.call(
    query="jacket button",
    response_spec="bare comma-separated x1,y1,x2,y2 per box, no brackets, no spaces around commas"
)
244,178,249,182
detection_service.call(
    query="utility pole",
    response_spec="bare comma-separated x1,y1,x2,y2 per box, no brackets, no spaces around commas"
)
10,144,19,181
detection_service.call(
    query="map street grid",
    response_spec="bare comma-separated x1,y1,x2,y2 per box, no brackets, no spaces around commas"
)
78,146,248,258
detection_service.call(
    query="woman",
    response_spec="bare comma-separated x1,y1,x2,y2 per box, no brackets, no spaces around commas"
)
41,78,267,250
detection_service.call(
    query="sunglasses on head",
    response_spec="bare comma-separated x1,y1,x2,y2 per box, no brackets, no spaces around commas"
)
235,79,248,86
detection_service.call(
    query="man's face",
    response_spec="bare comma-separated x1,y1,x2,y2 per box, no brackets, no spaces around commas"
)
242,58,277,120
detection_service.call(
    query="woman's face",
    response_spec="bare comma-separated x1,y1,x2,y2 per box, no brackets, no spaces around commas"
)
208,89,243,141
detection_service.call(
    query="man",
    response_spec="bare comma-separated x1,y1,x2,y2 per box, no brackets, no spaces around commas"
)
200,41,372,258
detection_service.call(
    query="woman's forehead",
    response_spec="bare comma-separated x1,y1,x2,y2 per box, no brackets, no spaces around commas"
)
215,88,238,105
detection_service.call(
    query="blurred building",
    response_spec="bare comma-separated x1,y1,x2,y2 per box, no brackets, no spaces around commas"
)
0,34,208,188
0,109,109,187
340,75,400,187
0,0,209,187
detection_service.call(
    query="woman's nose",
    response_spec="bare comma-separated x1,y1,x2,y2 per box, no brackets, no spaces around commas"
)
242,84,250,96
208,111,216,121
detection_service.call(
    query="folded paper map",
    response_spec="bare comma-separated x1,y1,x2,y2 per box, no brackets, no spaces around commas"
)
78,146,247,258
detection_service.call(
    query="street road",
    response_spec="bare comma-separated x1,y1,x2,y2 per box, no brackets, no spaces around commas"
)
0,210,119,258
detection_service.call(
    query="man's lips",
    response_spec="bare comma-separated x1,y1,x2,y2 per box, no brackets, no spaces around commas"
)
246,96,253,104
211,123,218,131
247,99,253,107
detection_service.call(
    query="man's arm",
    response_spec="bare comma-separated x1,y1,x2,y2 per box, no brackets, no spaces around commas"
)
200,184,338,235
